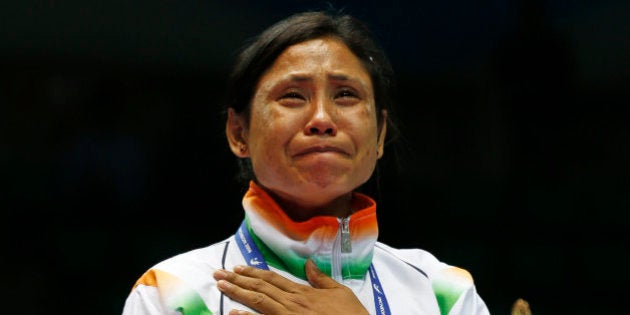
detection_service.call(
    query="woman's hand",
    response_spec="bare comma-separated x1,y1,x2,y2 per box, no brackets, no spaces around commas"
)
213,259,369,315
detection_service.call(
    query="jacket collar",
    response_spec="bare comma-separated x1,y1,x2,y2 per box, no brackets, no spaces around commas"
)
241,181,379,280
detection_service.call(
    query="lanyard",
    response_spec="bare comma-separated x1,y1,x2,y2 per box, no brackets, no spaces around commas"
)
235,220,269,270
235,220,391,315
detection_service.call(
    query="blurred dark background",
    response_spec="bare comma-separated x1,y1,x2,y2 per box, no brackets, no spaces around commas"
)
1,0,628,314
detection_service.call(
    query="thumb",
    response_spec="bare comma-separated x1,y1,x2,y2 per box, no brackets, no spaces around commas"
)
305,259,339,289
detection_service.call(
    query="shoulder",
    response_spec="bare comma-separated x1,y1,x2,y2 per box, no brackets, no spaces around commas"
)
153,237,233,273
374,241,475,285
374,242,489,315
374,242,450,276
130,236,235,291
123,237,237,315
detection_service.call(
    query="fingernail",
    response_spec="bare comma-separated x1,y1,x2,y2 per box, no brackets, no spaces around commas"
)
214,270,228,280
233,265,245,272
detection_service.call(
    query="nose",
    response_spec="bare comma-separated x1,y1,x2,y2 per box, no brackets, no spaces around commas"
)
304,98,337,136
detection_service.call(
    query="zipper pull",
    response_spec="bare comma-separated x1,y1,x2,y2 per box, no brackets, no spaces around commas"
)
341,217,352,253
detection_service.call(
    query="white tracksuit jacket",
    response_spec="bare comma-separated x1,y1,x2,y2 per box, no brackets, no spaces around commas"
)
122,181,490,315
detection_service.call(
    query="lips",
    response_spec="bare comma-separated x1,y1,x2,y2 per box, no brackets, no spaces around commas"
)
294,145,349,157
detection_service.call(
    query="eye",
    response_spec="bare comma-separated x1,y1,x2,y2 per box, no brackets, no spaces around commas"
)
334,88,360,105
277,90,307,107
280,91,305,100
336,90,357,98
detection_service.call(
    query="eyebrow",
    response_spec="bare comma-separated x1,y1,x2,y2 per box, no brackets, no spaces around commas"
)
287,73,349,81
284,73,366,88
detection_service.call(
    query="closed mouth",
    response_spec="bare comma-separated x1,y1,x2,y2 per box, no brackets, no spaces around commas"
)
295,146,348,157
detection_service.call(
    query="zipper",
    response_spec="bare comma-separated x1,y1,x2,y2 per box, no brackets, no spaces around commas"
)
332,216,352,282
341,216,352,253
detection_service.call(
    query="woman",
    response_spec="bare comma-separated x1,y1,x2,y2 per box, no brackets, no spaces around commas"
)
122,10,490,315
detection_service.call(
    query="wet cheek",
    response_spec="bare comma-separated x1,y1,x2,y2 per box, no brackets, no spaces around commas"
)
355,147,378,184
355,135,377,162
258,133,286,163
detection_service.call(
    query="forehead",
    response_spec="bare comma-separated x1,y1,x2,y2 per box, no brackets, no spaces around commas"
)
280,37,352,59
261,37,371,82
278,37,367,73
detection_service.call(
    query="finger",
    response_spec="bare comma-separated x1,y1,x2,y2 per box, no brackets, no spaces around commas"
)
232,265,308,292
305,259,340,289
228,309,259,315
216,277,283,314
214,269,286,298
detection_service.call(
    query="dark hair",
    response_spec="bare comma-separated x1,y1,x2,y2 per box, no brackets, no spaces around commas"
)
223,10,400,185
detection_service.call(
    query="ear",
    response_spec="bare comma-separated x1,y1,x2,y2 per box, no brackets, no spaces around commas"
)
226,108,249,158
376,109,387,159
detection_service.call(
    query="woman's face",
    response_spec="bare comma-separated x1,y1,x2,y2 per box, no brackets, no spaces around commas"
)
227,37,386,219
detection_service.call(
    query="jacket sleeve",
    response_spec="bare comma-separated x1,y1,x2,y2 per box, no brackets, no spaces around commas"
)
432,266,490,315
446,281,490,315
121,269,214,315
122,284,178,315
